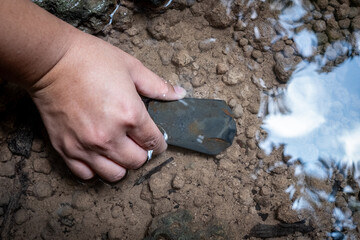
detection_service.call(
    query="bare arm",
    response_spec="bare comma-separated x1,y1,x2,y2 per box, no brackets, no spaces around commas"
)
0,0,186,182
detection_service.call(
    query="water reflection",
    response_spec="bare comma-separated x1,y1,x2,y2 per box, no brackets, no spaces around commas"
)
250,0,360,236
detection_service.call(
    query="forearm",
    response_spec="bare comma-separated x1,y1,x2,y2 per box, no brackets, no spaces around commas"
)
0,0,77,90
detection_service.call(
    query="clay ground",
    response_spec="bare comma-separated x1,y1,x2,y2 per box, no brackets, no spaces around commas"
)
0,0,360,239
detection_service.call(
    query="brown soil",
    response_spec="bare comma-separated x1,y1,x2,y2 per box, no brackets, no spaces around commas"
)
1,0,359,239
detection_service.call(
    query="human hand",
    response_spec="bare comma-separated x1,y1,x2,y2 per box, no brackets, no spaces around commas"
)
29,32,186,182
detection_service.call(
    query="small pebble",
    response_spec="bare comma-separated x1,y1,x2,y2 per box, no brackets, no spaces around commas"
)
34,182,52,200
111,206,122,219
33,158,52,174
233,105,243,119
172,174,185,189
216,63,229,75
222,68,244,85
15,209,28,225
238,38,248,47
251,50,263,59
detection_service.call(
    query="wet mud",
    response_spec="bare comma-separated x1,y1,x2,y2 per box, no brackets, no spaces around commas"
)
0,0,360,239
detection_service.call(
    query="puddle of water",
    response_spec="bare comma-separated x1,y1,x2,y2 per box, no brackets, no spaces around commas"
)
239,0,360,236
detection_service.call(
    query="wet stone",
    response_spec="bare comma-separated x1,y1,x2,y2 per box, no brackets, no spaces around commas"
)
272,40,286,52
33,158,52,174
313,11,322,20
313,20,327,32
198,39,216,52
273,62,291,83
222,68,244,85
216,63,229,75
349,7,359,18
335,4,350,20
14,209,28,225
72,191,93,211
351,16,360,30
34,182,52,199
283,46,295,58
338,19,351,29
317,0,329,10
317,32,329,45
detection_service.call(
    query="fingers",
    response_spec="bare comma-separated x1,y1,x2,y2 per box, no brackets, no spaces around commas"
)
63,157,95,180
103,137,149,169
126,108,167,155
130,61,186,100
87,156,127,182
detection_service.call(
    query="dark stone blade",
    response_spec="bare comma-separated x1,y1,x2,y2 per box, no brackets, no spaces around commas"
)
148,98,236,155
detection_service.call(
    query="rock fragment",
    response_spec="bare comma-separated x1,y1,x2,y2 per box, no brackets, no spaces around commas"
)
171,50,193,67
335,4,350,20
216,63,229,74
33,158,52,174
14,209,28,225
222,67,244,85
198,38,216,52
205,2,235,28
351,16,360,30
273,62,291,83
313,20,327,32
316,0,328,9
112,6,133,31
276,205,301,223
158,45,174,66
172,174,185,190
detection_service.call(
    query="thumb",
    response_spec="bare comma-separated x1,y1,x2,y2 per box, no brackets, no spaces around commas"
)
130,62,186,100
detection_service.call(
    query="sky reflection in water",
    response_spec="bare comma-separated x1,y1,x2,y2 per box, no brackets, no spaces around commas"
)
254,0,360,236
261,57,360,180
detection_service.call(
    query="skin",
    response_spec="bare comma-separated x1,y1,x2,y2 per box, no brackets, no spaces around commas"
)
0,0,186,182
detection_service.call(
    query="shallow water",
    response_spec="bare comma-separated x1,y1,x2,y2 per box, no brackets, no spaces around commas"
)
245,0,360,237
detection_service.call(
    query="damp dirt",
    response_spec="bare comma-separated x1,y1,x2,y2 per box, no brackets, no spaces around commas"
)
1,0,360,239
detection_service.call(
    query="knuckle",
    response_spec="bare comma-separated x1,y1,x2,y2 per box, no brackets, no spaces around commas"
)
107,170,126,182
122,107,143,128
82,130,111,151
129,152,147,169
143,136,161,150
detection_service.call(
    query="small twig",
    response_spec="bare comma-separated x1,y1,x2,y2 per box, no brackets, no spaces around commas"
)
133,157,174,186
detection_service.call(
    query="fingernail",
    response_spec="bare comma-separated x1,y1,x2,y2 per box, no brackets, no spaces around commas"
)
174,86,186,98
